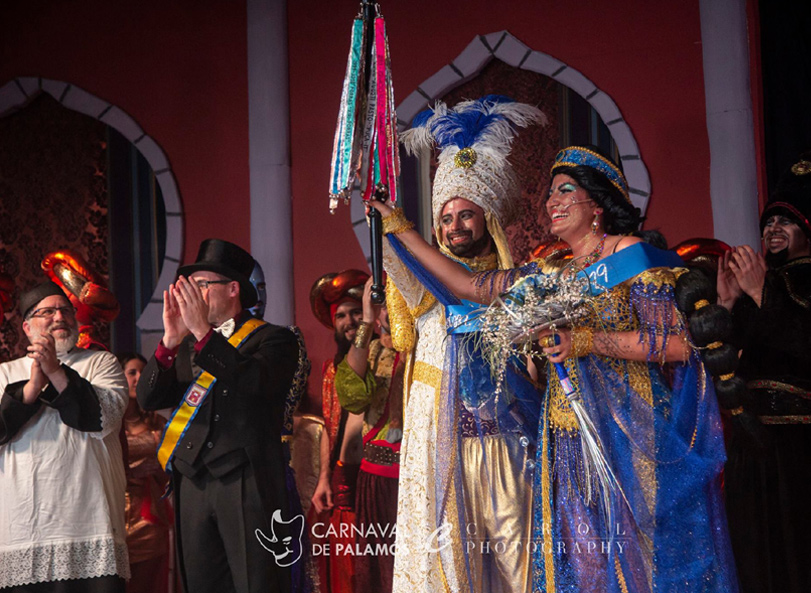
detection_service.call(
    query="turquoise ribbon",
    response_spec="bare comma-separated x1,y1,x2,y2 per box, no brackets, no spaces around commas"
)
446,300,485,334
329,17,365,198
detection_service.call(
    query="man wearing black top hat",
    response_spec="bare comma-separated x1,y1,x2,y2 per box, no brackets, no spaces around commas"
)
718,153,811,593
137,238,300,593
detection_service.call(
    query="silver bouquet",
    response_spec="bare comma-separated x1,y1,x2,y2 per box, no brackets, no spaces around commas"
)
466,269,592,394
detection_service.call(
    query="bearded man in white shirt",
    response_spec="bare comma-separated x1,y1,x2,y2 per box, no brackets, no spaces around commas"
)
0,280,129,592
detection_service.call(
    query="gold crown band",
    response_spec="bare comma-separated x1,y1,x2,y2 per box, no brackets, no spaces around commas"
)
552,147,631,204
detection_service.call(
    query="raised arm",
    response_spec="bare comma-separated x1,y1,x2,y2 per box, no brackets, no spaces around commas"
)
371,201,479,299
345,277,378,379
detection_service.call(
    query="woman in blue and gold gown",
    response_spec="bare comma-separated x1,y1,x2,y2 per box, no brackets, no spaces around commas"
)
370,146,738,593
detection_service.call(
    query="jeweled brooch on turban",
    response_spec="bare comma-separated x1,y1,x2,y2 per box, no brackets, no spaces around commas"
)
791,159,811,176
454,147,478,169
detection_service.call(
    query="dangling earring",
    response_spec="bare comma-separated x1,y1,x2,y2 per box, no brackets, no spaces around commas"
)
591,213,600,235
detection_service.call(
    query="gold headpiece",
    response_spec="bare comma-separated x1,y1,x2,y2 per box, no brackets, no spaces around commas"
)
791,159,811,176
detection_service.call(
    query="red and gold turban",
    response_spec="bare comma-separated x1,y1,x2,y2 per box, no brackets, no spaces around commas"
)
309,269,369,329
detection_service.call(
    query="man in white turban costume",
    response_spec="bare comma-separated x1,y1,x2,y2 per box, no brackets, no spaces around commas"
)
382,95,545,593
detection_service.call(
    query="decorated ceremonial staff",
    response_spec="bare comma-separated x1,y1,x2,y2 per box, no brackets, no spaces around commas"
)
328,0,399,304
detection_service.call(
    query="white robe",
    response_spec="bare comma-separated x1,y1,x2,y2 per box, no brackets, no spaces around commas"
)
385,241,531,593
0,348,129,588
385,243,469,593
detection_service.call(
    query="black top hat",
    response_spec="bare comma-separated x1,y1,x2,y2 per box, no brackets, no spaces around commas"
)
760,151,811,238
177,239,258,308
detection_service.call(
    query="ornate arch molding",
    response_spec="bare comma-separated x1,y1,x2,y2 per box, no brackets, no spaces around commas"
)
0,77,182,341
349,31,651,256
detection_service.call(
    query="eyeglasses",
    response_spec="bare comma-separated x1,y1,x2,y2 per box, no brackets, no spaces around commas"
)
28,306,77,320
194,279,232,290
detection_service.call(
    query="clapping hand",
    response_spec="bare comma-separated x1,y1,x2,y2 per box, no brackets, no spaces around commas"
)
728,246,767,307
717,250,743,310
24,333,67,403
27,332,60,375
162,285,190,350
23,349,50,404
172,276,212,341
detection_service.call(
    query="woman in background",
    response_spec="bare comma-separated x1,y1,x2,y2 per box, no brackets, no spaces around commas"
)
118,352,172,593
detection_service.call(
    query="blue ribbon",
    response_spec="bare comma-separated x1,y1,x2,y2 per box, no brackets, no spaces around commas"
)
386,234,461,307
445,243,683,335
579,242,683,295
446,301,485,334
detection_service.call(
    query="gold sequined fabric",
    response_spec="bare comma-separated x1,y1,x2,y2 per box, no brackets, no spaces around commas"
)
383,232,506,593
290,414,325,516
386,277,417,353
547,270,682,431
124,413,171,564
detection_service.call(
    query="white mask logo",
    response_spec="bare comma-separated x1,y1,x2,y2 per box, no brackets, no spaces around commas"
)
255,510,305,567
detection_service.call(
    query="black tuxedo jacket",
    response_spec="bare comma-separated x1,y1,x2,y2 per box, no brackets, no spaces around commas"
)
137,319,299,483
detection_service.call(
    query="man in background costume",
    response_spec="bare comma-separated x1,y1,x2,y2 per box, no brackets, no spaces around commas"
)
335,277,403,593
0,281,129,592
137,239,300,593
309,269,369,593
382,95,545,593
719,152,811,593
